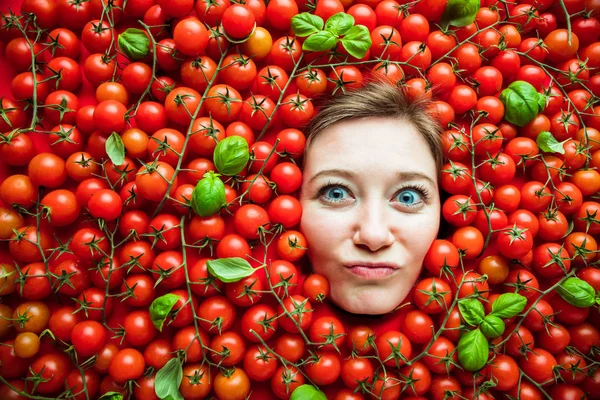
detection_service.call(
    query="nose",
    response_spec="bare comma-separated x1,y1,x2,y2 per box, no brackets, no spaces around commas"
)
352,199,395,251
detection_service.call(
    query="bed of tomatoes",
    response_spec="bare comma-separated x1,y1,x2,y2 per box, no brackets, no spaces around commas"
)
0,0,600,399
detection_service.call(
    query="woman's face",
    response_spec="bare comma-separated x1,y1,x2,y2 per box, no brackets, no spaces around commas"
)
299,117,441,315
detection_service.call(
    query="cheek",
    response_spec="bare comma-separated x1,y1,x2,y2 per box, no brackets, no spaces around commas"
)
399,214,441,259
300,206,348,249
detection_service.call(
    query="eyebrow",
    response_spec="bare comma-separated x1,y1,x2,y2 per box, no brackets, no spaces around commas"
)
308,169,437,187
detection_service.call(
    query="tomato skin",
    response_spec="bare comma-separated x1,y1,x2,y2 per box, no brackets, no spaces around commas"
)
109,348,146,383
244,345,278,382
210,331,246,366
376,330,412,367
29,352,72,394
497,224,534,259
71,321,107,357
53,258,91,296
241,304,279,342
567,322,600,354
221,53,257,90
483,354,520,391
135,161,177,202
197,295,236,333
274,333,305,364
305,351,341,386
93,100,128,135
28,153,67,189
225,273,263,307
223,6,256,40
188,258,224,297
215,368,251,400
268,260,298,297
123,311,157,347
266,0,297,31
234,204,270,240
179,364,212,399
48,306,82,343
413,277,453,314
309,316,345,352
16,262,52,300
277,294,313,333
144,339,174,370
519,347,557,385
172,326,208,362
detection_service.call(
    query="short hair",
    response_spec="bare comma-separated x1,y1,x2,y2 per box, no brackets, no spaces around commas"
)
302,79,444,175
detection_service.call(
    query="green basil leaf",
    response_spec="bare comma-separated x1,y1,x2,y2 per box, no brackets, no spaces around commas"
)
440,0,480,28
291,385,327,400
536,131,567,154
213,136,249,176
490,293,527,319
340,25,371,59
191,171,226,217
324,12,355,36
98,393,123,400
149,293,180,332
457,328,489,372
480,315,505,339
303,30,337,52
106,132,125,166
499,81,544,127
207,257,255,283
557,277,596,308
291,13,324,37
458,298,485,326
118,28,150,60
155,358,184,400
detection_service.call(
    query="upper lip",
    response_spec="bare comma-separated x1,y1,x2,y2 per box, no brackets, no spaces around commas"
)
345,262,401,269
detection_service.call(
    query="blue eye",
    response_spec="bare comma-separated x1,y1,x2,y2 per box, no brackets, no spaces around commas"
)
396,188,422,206
321,185,350,202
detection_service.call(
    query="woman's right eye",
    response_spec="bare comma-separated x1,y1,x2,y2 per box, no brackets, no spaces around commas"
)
318,185,351,203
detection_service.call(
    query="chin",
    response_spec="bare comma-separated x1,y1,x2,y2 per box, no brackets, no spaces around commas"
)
332,289,402,316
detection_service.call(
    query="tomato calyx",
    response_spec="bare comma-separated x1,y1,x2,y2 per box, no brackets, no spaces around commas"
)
328,70,357,96
52,268,78,292
443,160,471,181
502,224,530,245
418,279,451,310
578,208,600,232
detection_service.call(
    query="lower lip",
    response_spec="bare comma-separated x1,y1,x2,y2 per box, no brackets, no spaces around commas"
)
347,266,397,279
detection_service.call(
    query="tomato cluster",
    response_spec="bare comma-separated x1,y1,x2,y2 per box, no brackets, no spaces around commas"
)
1,0,600,399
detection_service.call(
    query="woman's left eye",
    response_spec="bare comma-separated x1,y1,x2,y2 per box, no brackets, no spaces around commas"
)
395,188,423,206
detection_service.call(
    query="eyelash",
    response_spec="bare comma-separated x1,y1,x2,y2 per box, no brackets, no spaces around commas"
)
316,179,431,208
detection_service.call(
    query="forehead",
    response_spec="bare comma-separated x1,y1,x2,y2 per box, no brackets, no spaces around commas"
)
304,117,438,179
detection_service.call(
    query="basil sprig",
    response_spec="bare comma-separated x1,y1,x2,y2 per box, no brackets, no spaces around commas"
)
213,136,249,176
440,0,480,29
457,328,489,372
456,293,527,371
291,12,371,59
536,131,567,154
118,28,150,60
499,81,546,127
155,358,184,400
207,257,255,283
557,277,598,308
191,171,227,217
105,132,125,166
291,385,327,400
149,293,180,332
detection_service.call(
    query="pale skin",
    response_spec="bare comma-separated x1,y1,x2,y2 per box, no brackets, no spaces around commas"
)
299,117,441,315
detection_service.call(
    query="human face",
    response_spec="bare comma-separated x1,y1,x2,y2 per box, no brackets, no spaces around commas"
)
299,117,441,315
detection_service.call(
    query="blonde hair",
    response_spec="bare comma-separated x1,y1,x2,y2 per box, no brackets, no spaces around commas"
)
302,79,444,174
